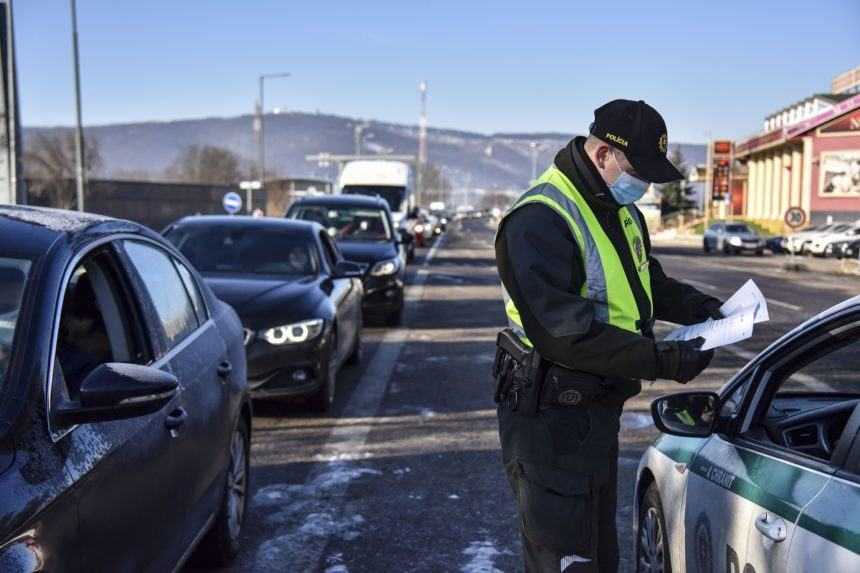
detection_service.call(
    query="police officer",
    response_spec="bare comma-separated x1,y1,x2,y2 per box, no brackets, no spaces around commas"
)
494,99,722,572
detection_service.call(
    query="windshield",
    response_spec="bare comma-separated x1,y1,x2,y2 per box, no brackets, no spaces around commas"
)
166,226,319,276
342,186,406,212
0,258,31,388
725,224,752,233
291,206,392,242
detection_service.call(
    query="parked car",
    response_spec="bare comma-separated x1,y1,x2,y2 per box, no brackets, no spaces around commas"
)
164,216,364,411
765,235,786,254
703,222,765,255
785,224,832,255
636,296,860,573
0,206,252,571
287,195,406,326
842,238,860,259
807,223,860,256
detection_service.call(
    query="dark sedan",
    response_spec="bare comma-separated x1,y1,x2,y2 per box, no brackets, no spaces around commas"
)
0,206,251,572
164,217,364,411
287,195,406,325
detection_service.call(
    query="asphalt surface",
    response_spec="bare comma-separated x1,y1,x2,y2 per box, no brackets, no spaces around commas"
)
194,218,859,573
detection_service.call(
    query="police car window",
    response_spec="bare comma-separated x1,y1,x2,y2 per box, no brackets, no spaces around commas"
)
124,241,199,351
746,322,860,462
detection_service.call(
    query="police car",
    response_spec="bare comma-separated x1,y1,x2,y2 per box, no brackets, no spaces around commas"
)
635,297,860,573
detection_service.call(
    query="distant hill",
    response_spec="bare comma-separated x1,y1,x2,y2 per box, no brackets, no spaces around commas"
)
24,112,706,190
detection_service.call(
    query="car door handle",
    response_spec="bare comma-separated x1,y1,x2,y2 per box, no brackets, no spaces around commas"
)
217,360,233,378
165,407,188,431
755,512,787,542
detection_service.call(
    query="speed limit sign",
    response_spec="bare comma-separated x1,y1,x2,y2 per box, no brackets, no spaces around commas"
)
784,207,807,229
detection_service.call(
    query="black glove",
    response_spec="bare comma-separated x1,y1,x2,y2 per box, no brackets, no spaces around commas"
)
655,337,714,384
700,298,724,321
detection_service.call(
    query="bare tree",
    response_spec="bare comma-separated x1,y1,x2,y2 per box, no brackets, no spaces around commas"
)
166,145,243,185
23,131,102,208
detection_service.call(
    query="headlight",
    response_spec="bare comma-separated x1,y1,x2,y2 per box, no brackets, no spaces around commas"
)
729,236,742,246
414,224,425,234
370,258,399,277
261,318,324,345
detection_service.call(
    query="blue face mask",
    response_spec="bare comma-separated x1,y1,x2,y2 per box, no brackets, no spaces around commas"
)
608,153,650,205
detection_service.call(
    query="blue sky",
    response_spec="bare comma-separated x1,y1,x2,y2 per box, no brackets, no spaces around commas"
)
14,0,860,143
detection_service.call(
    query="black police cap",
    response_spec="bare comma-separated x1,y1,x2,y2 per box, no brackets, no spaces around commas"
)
589,99,683,183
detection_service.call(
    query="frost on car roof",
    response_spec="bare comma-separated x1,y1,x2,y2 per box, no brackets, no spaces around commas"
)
0,206,109,233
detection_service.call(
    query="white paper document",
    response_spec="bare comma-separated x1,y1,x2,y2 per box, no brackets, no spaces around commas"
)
664,280,768,351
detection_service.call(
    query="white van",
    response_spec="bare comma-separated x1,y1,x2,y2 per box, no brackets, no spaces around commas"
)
339,160,414,228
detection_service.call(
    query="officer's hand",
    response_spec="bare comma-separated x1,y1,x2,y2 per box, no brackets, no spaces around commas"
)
655,337,714,384
700,299,724,321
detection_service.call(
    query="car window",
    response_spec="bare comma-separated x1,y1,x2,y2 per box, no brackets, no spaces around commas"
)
725,224,751,233
292,205,392,242
174,259,207,323
709,224,723,232
742,320,860,463
0,258,31,390
124,241,200,351
55,248,144,399
166,225,319,277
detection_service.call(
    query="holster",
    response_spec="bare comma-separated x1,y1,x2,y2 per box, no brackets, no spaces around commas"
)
494,329,545,418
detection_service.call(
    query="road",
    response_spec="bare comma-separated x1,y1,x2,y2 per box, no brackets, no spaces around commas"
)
197,218,859,573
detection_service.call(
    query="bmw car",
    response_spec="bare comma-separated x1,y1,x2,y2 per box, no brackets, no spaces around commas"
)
287,195,406,325
0,206,252,571
164,216,364,411
635,297,860,573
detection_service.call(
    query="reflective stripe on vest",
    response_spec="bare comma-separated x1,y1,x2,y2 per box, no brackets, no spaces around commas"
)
500,165,653,345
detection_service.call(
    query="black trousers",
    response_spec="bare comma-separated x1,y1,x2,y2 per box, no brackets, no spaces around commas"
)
499,401,623,573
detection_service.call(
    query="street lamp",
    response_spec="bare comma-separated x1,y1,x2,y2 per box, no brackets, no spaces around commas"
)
354,123,369,156
255,72,290,211
529,141,540,182
70,0,85,211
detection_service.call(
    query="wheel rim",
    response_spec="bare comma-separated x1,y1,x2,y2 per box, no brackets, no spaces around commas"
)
638,507,665,573
226,430,247,539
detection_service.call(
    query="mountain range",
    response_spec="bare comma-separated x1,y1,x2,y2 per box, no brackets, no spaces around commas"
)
24,111,707,190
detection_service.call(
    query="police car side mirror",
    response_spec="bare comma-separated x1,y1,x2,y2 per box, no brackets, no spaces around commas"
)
651,391,719,438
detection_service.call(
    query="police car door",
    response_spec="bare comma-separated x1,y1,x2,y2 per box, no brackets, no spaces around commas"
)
737,313,860,573
682,371,762,573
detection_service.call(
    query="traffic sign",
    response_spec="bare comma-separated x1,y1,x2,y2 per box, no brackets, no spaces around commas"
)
223,191,243,215
784,207,807,229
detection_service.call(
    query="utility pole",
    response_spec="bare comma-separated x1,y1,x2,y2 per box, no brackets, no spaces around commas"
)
417,80,428,207
353,123,365,156
70,0,85,211
255,72,290,212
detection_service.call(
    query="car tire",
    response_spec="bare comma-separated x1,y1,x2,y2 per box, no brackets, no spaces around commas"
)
190,420,250,566
309,335,337,413
385,306,403,327
346,329,362,366
722,242,731,255
637,483,672,573
702,240,711,253
755,249,764,256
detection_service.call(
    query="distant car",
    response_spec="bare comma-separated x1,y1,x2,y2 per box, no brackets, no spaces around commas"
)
703,222,764,255
165,216,364,411
808,224,860,257
636,297,860,573
765,235,786,254
786,224,832,255
0,206,252,571
287,195,406,326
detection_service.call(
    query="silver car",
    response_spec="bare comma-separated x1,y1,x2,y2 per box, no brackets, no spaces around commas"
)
703,222,765,255
635,297,860,573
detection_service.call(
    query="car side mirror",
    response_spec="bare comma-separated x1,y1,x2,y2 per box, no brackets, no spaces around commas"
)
651,391,719,438
54,363,178,426
332,260,365,279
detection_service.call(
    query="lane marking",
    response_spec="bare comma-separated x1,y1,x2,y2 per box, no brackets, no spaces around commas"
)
766,298,803,311
674,278,803,312
272,231,445,571
721,344,832,391
681,278,718,291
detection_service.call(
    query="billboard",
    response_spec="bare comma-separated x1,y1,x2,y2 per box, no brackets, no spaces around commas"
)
819,151,860,197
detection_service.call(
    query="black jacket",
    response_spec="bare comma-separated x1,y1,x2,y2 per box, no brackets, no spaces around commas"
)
495,137,718,381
